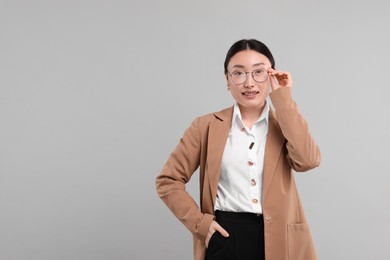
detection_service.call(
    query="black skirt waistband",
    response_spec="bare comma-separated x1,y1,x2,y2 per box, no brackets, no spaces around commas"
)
215,210,263,224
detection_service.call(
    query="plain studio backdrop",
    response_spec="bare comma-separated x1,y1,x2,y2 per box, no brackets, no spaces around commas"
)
1,0,389,259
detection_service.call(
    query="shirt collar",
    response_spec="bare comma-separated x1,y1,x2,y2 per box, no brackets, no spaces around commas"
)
231,101,270,129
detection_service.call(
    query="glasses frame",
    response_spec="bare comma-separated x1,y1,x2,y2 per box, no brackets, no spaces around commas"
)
229,68,269,85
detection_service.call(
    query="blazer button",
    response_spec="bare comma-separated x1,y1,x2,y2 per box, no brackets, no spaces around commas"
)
251,179,256,186
248,161,254,166
252,199,258,204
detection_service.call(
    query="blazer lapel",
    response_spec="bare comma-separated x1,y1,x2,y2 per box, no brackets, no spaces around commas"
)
206,107,233,206
262,111,285,200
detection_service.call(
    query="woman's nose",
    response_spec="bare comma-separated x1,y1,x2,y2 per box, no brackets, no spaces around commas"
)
244,74,255,88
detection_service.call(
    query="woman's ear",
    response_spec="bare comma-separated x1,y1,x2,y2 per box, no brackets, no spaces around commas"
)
225,74,230,90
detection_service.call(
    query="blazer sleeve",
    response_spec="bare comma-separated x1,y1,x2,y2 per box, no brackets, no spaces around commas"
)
269,87,321,172
155,117,214,240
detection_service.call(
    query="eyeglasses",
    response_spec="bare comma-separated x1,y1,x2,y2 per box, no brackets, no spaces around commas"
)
229,69,269,85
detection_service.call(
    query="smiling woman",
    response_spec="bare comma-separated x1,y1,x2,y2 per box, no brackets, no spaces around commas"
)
156,39,321,260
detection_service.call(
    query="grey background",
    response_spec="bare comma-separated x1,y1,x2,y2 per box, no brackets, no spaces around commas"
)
1,0,389,259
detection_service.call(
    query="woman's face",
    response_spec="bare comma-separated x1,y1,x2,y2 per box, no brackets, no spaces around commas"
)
226,50,272,111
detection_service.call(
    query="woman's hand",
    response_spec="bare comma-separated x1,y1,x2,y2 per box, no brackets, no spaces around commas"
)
268,68,292,91
205,220,229,248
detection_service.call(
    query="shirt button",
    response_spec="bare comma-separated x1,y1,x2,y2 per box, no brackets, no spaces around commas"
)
252,199,258,204
241,127,245,132
248,161,254,166
265,214,271,221
251,179,256,186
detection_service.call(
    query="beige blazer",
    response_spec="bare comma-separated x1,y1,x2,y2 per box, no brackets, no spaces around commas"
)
156,87,321,260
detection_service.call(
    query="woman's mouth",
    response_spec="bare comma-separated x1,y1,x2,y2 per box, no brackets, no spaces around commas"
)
242,91,259,96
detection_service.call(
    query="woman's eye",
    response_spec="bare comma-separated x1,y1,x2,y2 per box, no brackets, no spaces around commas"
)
254,69,265,75
233,71,244,76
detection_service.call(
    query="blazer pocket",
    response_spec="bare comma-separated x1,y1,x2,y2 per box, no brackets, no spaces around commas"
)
287,223,318,260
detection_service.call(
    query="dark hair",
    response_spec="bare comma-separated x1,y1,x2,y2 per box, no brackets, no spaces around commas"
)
224,39,275,74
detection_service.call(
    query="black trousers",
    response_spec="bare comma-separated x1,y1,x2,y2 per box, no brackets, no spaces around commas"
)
205,211,265,260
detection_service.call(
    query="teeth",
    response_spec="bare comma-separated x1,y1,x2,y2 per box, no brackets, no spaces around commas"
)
243,92,258,96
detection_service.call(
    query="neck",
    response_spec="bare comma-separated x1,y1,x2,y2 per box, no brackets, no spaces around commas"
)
238,101,266,129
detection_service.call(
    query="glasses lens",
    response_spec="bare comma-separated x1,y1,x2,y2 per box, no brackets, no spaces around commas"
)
253,69,268,83
231,71,246,84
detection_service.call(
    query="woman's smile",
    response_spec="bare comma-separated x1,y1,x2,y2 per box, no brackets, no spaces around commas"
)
242,90,259,97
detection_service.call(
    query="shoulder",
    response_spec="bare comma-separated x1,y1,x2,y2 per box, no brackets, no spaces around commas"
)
196,106,233,126
185,106,233,135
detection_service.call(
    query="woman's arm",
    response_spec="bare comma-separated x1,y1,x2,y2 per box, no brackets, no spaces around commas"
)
156,117,214,240
267,69,321,172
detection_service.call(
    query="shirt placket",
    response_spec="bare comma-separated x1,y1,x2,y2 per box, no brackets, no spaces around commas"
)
247,129,261,212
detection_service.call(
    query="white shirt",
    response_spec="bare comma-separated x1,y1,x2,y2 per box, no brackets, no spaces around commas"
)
214,102,269,214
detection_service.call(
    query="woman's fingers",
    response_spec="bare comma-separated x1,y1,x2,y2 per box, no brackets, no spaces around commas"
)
215,223,229,237
268,68,292,89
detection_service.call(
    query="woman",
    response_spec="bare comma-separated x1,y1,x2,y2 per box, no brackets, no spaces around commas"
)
156,39,321,260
